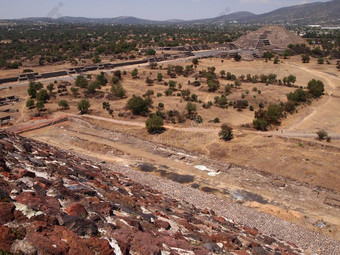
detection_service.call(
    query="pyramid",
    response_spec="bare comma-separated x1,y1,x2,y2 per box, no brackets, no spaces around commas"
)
234,26,306,50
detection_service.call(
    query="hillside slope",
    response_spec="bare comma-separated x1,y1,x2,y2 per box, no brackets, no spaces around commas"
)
0,131,307,254
240,0,340,24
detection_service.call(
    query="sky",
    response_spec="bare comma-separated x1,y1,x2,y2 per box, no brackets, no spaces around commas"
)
0,0,330,20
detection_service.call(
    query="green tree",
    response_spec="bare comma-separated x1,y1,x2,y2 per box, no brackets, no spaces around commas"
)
27,81,43,98
287,88,307,102
157,73,163,82
47,83,54,93
302,54,310,63
127,96,151,115
36,89,50,103
131,68,138,79
146,77,154,86
287,75,296,86
111,83,127,98
219,124,234,141
78,100,90,114
36,100,45,111
87,81,101,93
264,52,274,61
266,104,282,125
58,100,69,110
145,115,164,133
70,87,79,96
192,58,199,65
316,130,328,140
185,102,197,115
234,54,241,61
317,58,324,64
307,79,324,98
220,70,226,78
26,99,35,109
145,49,156,55
75,75,88,88
96,73,108,86
253,118,269,131
207,80,219,92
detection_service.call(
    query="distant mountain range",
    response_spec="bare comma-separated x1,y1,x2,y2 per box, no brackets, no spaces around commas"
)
6,0,340,25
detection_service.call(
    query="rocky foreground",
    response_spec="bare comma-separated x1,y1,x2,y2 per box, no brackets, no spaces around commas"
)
0,131,313,254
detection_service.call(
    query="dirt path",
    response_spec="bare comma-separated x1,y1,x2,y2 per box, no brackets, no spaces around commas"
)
283,63,340,132
76,114,218,133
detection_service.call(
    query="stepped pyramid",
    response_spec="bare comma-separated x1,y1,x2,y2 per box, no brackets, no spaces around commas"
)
234,26,305,50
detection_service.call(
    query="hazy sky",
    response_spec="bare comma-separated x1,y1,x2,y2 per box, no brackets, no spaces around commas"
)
0,0,330,20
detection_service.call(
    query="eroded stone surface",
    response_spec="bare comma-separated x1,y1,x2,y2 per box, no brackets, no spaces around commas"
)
0,131,321,254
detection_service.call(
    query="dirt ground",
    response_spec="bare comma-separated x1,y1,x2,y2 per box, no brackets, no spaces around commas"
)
2,55,340,242
22,118,340,241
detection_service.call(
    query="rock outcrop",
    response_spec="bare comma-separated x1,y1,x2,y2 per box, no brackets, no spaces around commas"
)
0,131,305,254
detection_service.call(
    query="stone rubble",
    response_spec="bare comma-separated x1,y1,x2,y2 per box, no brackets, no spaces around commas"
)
0,131,337,254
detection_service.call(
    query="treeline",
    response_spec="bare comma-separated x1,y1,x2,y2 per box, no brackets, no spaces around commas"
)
0,23,254,68
253,79,325,131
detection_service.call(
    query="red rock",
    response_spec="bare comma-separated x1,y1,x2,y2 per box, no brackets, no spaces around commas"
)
202,209,210,214
0,140,15,152
0,226,15,251
66,203,88,218
130,232,160,255
12,169,36,179
244,226,259,236
234,251,249,255
91,202,114,216
0,202,15,224
213,216,226,223
13,209,28,223
86,237,114,255
26,225,94,255
15,192,60,215
109,229,133,255
154,220,171,230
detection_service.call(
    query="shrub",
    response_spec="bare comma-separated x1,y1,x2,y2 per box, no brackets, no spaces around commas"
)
219,124,234,141
214,118,220,123
302,54,310,63
316,130,328,140
111,83,127,98
317,58,324,64
78,100,90,114
58,100,69,110
70,87,79,96
253,118,269,131
103,102,110,110
145,115,164,133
